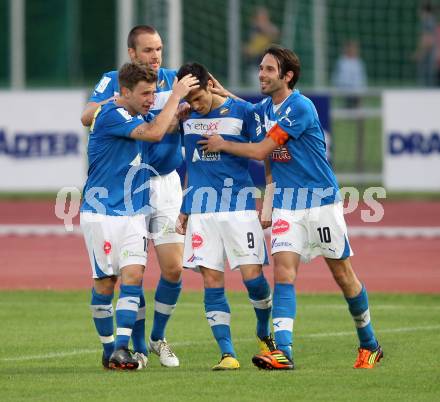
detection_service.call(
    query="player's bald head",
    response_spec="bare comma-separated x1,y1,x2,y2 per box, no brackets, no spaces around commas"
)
127,25,159,49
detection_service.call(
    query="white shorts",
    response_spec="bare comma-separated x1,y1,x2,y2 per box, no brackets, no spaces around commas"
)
183,210,268,272
271,202,354,263
80,212,148,278
147,170,184,246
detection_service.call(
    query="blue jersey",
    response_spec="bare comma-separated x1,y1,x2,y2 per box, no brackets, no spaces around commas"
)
80,101,153,216
88,68,182,176
258,90,339,210
182,97,263,214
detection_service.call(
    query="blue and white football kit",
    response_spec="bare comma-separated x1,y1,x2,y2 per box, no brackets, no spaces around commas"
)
258,89,353,262
182,97,273,359
257,90,377,362
182,97,267,271
89,68,183,245
80,101,152,278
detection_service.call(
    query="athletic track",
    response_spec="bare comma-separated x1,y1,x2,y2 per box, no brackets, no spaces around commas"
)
1,200,439,293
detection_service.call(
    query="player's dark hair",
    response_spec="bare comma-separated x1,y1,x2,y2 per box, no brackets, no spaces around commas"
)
263,46,301,89
127,25,158,49
176,63,210,89
119,62,157,90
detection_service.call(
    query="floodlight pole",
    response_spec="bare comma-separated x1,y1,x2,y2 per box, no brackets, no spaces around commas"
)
10,0,25,88
313,0,327,88
228,0,240,88
117,0,135,68
167,0,182,69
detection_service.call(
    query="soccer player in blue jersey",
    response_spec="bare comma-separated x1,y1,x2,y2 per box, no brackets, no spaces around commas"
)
80,62,198,370
200,46,383,370
81,26,186,367
175,63,275,370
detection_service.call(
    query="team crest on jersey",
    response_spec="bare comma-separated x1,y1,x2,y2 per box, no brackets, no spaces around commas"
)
219,107,229,115
192,233,204,249
158,79,165,88
272,220,290,235
271,146,292,162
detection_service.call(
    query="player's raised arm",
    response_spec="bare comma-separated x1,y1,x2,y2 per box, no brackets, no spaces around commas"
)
129,73,199,142
198,123,288,161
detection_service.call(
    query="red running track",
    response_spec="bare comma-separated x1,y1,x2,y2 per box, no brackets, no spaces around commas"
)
0,200,439,293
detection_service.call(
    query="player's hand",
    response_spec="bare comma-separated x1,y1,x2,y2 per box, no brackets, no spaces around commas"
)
177,102,191,121
209,72,241,100
176,213,188,235
260,217,272,230
172,75,199,99
197,134,225,152
208,73,230,97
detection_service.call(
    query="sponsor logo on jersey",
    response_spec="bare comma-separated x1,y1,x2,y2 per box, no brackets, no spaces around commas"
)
158,79,165,88
192,233,204,249
186,121,220,135
187,254,203,263
103,241,112,255
232,248,250,257
191,148,220,162
272,219,290,235
271,146,292,162
116,108,133,121
122,250,145,258
96,76,111,93
271,237,293,248
201,150,220,161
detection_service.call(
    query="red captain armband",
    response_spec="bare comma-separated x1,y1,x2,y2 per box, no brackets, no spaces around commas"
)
266,124,289,145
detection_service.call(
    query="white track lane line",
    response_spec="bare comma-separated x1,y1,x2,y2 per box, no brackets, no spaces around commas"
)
2,325,439,362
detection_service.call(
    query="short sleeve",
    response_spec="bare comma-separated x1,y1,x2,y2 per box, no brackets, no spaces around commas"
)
104,108,145,138
88,72,118,103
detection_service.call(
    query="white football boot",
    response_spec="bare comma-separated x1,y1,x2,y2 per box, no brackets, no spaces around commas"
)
148,338,179,367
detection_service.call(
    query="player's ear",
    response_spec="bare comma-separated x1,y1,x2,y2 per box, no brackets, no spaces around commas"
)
120,86,130,98
284,70,294,85
127,47,136,62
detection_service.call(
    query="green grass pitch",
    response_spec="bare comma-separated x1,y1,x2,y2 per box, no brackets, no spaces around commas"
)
1,291,439,401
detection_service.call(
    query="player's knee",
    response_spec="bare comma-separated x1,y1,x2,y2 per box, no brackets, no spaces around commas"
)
121,269,144,286
161,264,183,283
94,277,117,295
273,263,297,284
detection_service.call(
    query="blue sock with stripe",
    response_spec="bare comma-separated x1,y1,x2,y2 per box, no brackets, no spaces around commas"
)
131,288,147,355
345,285,378,350
90,288,115,359
150,276,182,341
204,287,235,357
243,274,272,339
115,284,141,350
272,283,296,360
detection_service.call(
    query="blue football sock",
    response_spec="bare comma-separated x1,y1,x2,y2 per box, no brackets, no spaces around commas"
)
243,274,272,339
90,288,115,359
115,284,141,350
346,285,378,350
150,276,182,341
131,288,147,355
204,287,235,357
272,283,296,360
